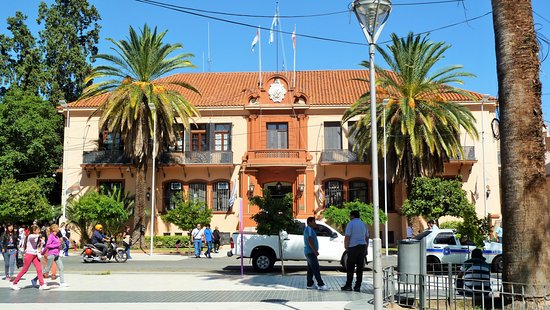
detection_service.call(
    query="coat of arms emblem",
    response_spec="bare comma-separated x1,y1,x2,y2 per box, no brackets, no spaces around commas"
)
268,79,286,103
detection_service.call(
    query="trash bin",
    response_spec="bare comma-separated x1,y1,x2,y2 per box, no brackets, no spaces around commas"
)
397,238,426,283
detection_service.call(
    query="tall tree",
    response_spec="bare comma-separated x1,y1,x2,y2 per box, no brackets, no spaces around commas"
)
491,0,549,301
37,0,101,103
81,25,200,239
343,32,478,189
0,12,44,96
0,89,62,181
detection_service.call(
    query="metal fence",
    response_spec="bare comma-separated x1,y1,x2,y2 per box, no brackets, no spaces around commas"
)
383,263,549,309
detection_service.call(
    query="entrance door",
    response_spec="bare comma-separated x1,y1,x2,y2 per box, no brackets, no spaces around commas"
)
264,182,292,199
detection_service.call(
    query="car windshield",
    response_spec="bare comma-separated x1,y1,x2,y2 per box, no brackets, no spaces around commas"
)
413,230,432,240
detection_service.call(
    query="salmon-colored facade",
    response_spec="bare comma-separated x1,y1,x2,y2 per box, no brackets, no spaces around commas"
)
63,70,501,245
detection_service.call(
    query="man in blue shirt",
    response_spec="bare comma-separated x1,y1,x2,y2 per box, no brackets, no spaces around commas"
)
203,224,213,258
304,217,328,290
92,224,108,258
341,210,369,292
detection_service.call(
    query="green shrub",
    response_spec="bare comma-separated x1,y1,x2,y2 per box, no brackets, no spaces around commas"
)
144,235,190,248
440,220,461,230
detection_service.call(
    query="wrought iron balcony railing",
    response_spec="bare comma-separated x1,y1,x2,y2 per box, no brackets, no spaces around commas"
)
159,151,233,165
82,150,130,164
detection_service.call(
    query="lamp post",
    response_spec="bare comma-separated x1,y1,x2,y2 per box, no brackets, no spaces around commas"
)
481,95,489,220
60,99,69,224
352,1,391,309
148,102,157,257
382,98,389,257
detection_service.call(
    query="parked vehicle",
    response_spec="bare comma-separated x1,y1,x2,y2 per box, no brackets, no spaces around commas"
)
228,219,373,272
414,229,503,272
82,237,128,263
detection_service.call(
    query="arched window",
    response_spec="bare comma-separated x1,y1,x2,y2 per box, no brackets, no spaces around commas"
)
349,181,368,203
164,182,183,211
189,182,207,204
213,181,230,211
324,180,343,208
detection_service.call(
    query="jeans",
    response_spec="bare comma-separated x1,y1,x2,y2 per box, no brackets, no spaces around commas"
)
305,252,325,287
36,254,64,284
63,240,70,256
94,243,107,256
194,239,202,257
205,241,213,257
124,244,132,259
345,244,367,288
213,240,220,252
3,248,17,278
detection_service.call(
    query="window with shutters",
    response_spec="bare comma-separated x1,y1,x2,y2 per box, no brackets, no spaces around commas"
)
266,123,288,149
213,181,230,211
324,122,342,150
189,182,207,204
214,124,231,151
191,124,208,152
324,180,343,208
349,181,368,203
164,182,183,211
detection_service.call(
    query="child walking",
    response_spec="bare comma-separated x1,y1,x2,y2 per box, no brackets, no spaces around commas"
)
32,224,69,288
11,225,49,290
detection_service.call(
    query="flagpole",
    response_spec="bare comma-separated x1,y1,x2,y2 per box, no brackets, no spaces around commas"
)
292,24,296,88
275,2,279,73
259,26,262,88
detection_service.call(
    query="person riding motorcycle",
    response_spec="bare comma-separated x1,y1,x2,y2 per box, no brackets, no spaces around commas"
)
92,224,108,258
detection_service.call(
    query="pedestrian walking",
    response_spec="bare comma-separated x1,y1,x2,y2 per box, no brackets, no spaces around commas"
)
341,210,369,292
32,224,69,288
204,224,213,258
304,217,328,291
1,223,19,282
212,226,221,253
191,224,205,258
59,222,70,257
11,225,49,290
495,225,503,243
123,226,132,259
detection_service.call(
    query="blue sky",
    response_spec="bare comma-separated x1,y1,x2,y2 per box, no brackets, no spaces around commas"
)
1,0,549,119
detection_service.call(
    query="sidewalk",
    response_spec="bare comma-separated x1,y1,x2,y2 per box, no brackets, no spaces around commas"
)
0,269,376,309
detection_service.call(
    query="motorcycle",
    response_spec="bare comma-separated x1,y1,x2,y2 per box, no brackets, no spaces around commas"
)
81,237,128,263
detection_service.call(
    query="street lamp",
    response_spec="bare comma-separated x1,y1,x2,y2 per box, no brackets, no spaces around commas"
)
352,1,391,309
60,99,69,225
382,98,389,257
148,102,157,257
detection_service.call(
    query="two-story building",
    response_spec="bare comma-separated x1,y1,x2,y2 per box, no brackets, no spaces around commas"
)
63,69,500,245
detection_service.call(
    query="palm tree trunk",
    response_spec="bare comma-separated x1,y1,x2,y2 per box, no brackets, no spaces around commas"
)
491,0,549,300
132,164,147,243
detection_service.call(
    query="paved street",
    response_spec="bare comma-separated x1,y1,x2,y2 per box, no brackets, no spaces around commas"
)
1,250,397,309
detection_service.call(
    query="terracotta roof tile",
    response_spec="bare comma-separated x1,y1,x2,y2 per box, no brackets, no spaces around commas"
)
69,70,490,108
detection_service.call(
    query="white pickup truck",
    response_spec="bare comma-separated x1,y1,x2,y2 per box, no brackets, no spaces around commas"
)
228,219,373,272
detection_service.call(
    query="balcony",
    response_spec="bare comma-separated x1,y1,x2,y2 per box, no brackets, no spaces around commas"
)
82,150,130,164
449,146,476,161
320,149,366,164
245,149,309,167
159,151,233,165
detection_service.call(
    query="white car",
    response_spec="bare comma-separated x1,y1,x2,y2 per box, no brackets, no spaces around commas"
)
414,229,503,272
229,219,374,272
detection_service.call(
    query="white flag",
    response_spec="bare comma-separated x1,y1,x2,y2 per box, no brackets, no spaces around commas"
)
269,10,279,44
292,25,296,49
229,180,238,207
251,29,259,51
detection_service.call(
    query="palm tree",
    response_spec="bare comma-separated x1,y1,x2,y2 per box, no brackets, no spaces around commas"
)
343,32,478,189
81,24,200,237
492,0,549,302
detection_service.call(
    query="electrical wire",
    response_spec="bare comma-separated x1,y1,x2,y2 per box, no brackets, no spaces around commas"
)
134,0,492,47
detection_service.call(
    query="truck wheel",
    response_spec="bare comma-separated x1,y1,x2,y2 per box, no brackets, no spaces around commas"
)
252,251,275,273
427,256,441,274
492,255,503,273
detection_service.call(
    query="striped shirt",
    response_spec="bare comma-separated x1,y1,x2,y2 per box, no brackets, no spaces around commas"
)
460,258,491,294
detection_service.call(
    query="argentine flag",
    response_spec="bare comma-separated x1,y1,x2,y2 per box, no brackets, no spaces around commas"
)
251,29,259,52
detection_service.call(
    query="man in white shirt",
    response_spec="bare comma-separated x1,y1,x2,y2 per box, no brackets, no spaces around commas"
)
191,224,205,258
